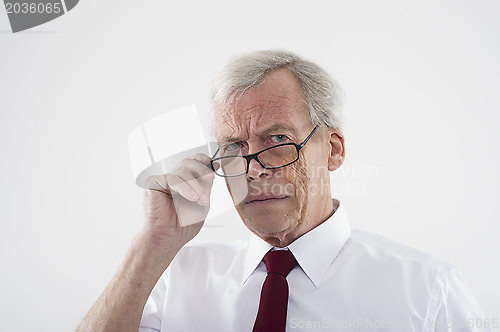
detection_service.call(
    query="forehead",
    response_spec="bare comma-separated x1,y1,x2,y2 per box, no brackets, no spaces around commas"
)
214,69,311,140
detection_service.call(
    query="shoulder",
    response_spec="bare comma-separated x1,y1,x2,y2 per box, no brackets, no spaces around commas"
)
342,229,457,282
327,229,465,313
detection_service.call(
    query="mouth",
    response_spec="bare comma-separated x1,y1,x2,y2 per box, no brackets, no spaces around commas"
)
245,194,289,204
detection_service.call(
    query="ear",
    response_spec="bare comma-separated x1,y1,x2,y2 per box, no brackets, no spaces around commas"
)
327,127,345,171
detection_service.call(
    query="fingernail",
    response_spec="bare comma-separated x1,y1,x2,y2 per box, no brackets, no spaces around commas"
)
201,193,209,203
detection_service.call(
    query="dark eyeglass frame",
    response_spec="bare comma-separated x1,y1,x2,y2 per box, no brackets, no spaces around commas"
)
210,125,320,177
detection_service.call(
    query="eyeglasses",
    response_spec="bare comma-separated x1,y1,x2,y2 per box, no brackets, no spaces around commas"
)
210,125,319,177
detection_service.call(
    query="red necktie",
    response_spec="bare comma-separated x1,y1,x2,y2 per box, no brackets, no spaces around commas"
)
253,250,298,332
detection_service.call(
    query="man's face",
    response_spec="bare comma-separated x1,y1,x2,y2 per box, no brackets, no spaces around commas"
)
214,69,341,245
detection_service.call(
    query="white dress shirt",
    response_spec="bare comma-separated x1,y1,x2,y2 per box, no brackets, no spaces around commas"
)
139,200,489,331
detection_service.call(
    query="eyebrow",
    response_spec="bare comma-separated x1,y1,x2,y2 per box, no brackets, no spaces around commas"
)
217,124,299,143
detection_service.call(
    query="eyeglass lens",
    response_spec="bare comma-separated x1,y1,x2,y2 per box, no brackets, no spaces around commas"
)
217,145,298,176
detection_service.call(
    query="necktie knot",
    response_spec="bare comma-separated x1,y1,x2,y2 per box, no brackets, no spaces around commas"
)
263,250,297,277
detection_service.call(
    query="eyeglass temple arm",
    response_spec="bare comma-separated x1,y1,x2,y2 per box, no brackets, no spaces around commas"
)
300,125,320,148
211,147,220,159
210,148,220,171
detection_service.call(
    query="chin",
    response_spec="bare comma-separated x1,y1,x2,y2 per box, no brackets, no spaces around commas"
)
237,204,301,237
244,217,292,237
237,198,288,219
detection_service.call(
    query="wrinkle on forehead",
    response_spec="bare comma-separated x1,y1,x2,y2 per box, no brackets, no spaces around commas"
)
216,103,302,142
214,69,309,141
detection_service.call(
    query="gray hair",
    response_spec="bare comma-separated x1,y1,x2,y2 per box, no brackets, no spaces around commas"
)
210,49,344,137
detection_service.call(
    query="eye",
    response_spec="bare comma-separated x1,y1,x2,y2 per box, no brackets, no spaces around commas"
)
222,142,243,153
270,134,289,144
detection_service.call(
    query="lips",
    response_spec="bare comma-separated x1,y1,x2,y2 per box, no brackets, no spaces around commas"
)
245,193,289,203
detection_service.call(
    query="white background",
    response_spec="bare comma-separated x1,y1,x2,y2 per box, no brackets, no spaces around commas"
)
1,1,499,331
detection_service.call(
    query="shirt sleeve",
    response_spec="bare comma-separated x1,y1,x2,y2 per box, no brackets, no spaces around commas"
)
138,273,167,332
429,267,491,332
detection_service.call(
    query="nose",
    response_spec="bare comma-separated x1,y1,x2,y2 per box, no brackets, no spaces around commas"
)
247,158,271,180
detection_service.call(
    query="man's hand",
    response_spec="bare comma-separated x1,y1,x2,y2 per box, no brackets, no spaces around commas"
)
75,153,217,332
142,153,217,252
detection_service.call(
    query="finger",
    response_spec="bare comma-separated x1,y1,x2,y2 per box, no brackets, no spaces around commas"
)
165,174,196,199
145,174,170,194
145,155,215,198
188,153,212,166
168,172,210,206
177,158,216,184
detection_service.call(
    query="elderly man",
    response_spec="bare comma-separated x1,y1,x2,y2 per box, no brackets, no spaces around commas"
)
77,50,488,331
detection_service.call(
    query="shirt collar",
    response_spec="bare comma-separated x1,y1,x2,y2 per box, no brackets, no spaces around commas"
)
241,199,351,288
